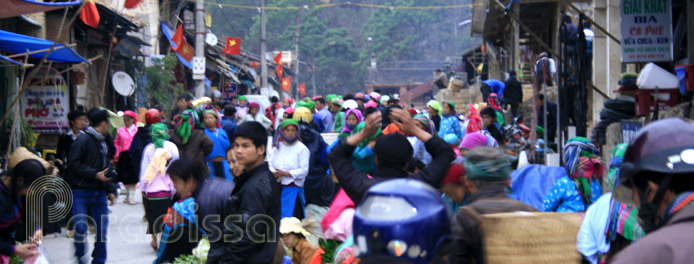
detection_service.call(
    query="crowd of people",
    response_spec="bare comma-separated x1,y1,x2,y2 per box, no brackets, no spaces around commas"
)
0,87,693,264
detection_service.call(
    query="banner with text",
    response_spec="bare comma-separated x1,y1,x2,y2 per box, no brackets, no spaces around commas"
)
20,67,69,133
620,0,672,62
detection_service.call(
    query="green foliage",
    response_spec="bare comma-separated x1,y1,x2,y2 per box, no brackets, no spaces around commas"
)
173,254,203,264
141,53,185,109
208,0,480,95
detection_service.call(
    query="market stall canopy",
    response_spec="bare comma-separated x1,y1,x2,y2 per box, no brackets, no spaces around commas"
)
0,54,24,67
0,30,89,63
1,0,81,19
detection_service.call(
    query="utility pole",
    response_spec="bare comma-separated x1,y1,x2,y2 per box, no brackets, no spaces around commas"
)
294,11,301,100
260,0,268,93
194,0,205,98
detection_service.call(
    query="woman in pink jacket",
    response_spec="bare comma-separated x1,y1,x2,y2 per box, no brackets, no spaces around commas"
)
114,110,139,204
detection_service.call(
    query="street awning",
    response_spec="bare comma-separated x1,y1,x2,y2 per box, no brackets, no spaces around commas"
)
0,30,89,63
0,54,23,67
160,22,192,69
2,0,81,19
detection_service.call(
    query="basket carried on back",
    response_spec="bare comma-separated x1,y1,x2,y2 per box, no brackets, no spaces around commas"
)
480,212,583,264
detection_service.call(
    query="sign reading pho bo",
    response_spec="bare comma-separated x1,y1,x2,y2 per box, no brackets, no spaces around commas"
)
620,0,672,62
20,67,69,133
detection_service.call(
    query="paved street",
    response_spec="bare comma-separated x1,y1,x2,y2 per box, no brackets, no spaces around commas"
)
44,193,157,264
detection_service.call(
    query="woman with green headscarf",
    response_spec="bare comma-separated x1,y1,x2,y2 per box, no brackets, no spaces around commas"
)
139,123,180,250
170,110,214,175
270,119,310,219
350,121,382,174
426,100,442,132
543,137,605,212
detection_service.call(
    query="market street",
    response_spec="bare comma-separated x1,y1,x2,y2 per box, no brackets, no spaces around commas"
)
44,194,155,264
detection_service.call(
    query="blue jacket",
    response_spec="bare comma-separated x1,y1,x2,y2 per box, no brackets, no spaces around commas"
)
220,116,237,142
438,115,464,141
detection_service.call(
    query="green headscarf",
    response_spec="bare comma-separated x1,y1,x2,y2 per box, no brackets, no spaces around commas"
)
326,94,337,104
150,123,170,148
238,95,248,101
304,101,316,112
426,100,443,116
280,119,300,130
352,121,382,147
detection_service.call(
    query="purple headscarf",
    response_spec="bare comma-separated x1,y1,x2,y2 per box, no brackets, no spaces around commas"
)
460,131,498,149
341,109,364,134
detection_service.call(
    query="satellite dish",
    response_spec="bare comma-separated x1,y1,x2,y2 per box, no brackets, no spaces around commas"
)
206,33,218,46
112,71,135,96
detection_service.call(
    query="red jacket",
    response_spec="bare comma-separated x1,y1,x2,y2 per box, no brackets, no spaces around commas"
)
265,103,281,128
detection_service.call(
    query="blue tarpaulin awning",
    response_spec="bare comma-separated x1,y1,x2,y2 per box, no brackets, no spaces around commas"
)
161,22,192,69
0,54,23,67
0,30,89,63
2,0,81,19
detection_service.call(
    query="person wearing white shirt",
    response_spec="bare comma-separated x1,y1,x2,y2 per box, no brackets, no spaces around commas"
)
270,119,310,219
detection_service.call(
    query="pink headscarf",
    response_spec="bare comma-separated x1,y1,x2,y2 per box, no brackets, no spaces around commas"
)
365,100,378,109
341,109,363,134
466,104,481,134
460,131,498,149
123,110,138,123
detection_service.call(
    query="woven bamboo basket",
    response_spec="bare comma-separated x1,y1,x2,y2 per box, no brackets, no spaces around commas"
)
480,212,583,264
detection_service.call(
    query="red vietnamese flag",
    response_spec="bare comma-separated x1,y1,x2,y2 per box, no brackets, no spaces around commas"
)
281,77,292,92
274,51,283,79
124,0,144,9
171,24,185,51
80,0,100,28
298,83,306,96
223,37,242,55
177,41,195,62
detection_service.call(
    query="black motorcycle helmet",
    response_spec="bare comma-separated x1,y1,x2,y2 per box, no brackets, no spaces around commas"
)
618,118,694,232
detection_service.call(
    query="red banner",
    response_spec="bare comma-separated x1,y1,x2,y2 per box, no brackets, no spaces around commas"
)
298,82,306,97
282,77,292,92
274,51,283,79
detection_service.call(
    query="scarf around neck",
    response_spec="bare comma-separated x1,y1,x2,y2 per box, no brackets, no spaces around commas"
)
85,126,108,165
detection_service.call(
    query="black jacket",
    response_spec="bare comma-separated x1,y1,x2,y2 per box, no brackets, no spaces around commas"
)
329,135,455,205
56,132,81,174
129,125,151,175
65,131,118,194
299,123,335,206
504,77,523,103
206,162,280,264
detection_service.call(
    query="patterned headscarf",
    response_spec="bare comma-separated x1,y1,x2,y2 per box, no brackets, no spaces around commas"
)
341,109,364,134
607,201,645,242
413,114,435,135
173,110,199,145
150,123,170,148
352,121,382,147
464,155,512,180
563,137,604,205
606,143,628,190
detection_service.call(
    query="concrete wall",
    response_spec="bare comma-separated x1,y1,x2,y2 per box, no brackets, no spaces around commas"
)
592,0,622,123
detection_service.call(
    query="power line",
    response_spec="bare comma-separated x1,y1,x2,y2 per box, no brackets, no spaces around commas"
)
202,2,481,10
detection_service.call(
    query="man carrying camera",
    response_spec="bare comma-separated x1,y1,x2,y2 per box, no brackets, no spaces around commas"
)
65,108,118,264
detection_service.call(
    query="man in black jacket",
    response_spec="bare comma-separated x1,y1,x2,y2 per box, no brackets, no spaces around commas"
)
56,109,87,173
207,122,280,263
65,108,118,264
502,71,523,117
329,108,455,204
